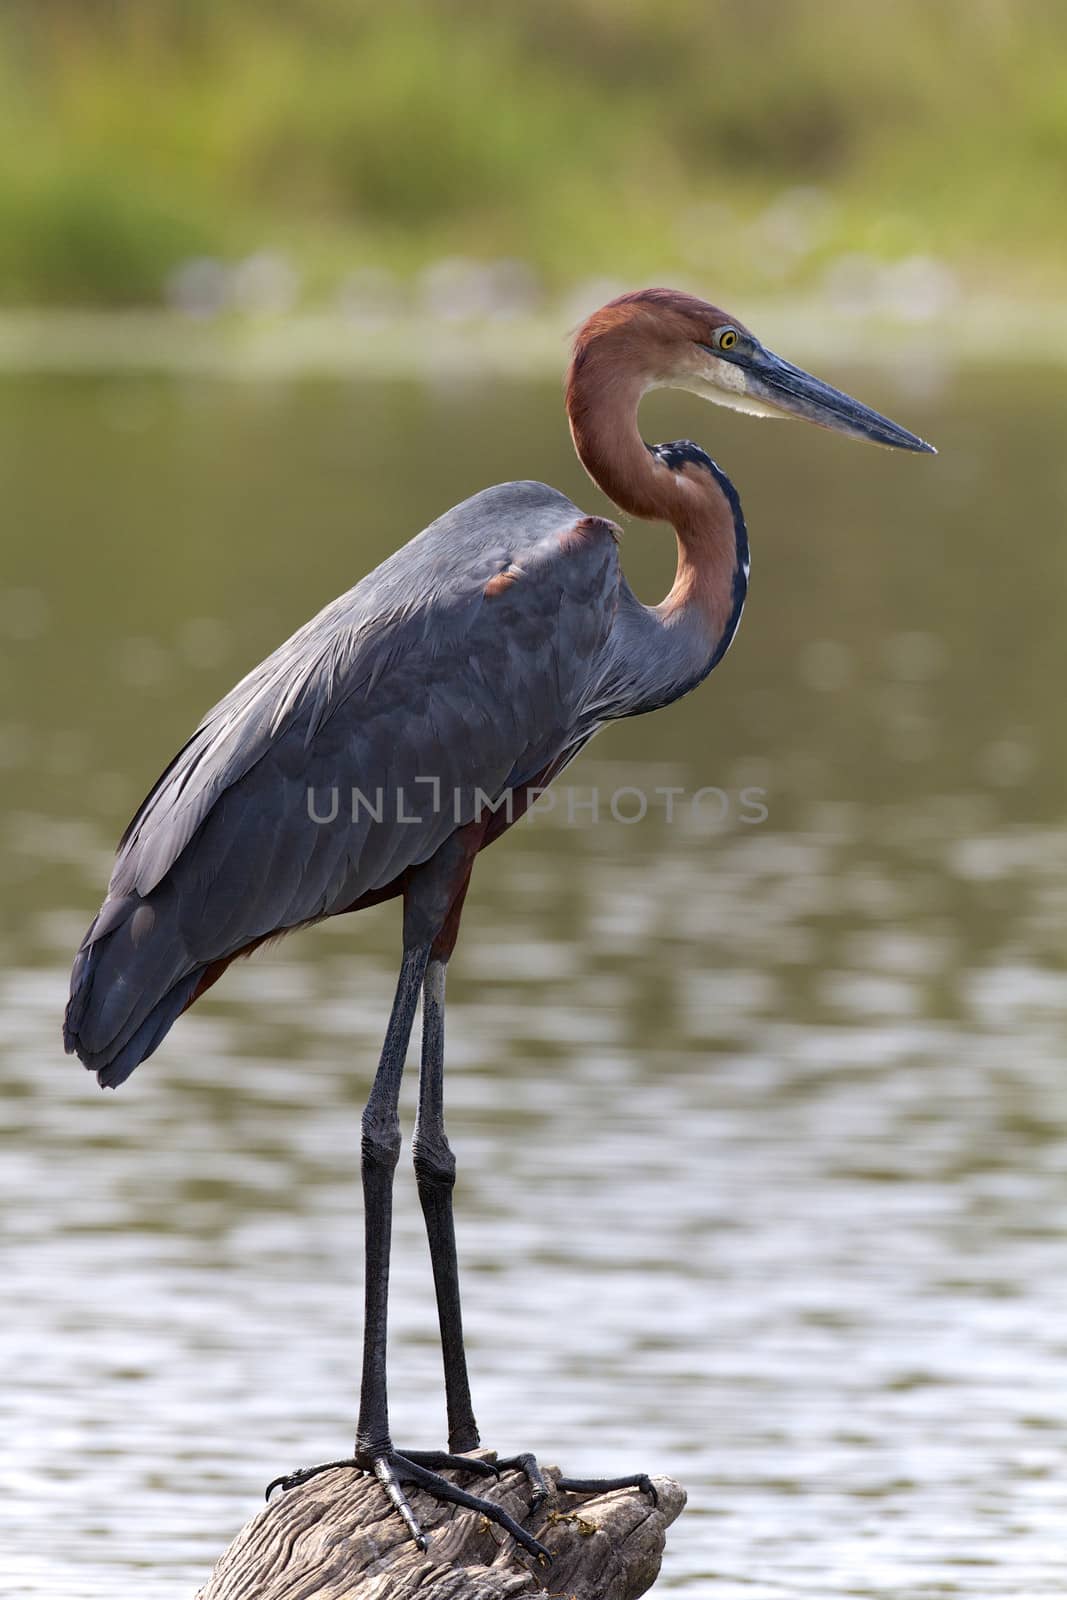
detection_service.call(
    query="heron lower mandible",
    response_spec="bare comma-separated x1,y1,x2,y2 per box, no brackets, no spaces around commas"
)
64,288,934,1561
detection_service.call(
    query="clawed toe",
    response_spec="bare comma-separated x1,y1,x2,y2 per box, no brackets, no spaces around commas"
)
402,1449,499,1479
556,1470,658,1507
487,1453,659,1516
495,1451,551,1509
265,1457,360,1499
394,1454,550,1560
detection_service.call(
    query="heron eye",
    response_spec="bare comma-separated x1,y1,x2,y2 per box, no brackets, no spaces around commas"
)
715,327,739,351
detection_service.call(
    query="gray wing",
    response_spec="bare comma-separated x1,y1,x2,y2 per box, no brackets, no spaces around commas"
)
101,481,621,959
66,481,621,1083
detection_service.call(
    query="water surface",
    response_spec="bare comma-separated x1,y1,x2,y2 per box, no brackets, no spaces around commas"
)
2,366,1066,1597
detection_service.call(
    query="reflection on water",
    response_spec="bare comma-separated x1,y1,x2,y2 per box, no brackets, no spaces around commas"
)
2,367,1066,1598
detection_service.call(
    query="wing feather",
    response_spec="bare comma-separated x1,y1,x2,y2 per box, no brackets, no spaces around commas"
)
67,483,623,1085
112,485,620,937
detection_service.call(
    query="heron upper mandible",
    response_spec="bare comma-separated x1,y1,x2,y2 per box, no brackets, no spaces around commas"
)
64,288,934,1560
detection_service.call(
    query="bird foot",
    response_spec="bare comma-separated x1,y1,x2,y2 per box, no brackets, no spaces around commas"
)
494,1451,658,1512
266,1448,551,1563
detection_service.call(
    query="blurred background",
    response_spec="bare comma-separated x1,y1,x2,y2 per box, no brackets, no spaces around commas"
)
2,3,1067,1598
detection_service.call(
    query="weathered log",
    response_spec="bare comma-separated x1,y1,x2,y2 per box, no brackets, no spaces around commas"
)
197,1456,686,1600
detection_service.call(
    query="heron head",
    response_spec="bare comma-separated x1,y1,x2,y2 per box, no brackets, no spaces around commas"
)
577,289,935,454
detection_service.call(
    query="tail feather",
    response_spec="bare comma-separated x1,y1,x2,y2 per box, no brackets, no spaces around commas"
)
63,890,203,1089
81,972,203,1088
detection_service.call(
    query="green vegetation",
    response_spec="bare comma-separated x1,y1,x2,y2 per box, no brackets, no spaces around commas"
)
0,0,1064,307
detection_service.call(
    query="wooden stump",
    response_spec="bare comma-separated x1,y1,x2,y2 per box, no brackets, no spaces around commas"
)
197,1456,686,1600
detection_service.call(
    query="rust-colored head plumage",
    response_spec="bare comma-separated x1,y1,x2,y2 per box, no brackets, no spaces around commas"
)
576,287,743,341
568,288,748,403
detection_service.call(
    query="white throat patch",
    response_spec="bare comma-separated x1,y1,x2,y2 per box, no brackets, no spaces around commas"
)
675,361,784,421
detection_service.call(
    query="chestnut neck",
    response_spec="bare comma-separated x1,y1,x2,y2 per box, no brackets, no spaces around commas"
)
565,339,747,640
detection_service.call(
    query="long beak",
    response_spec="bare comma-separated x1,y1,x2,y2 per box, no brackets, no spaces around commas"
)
746,346,936,453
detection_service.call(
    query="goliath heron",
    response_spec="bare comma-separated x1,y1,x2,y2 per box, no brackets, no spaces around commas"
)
64,288,933,1559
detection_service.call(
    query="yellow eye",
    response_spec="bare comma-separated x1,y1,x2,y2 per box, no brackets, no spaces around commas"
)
716,327,738,351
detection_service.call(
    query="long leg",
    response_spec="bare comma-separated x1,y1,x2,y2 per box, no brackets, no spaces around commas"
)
412,947,546,1505
354,945,426,1446
412,957,480,1453
267,923,550,1560
408,954,651,1514
352,942,429,1537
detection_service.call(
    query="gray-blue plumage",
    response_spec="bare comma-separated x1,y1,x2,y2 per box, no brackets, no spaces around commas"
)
64,473,746,1088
